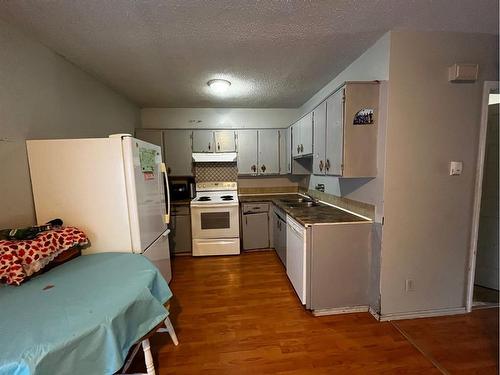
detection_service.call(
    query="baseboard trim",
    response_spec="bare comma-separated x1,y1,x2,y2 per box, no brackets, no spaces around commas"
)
313,305,369,316
369,306,381,321
378,306,467,321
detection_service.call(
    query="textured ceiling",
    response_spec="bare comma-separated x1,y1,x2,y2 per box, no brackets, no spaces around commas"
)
1,0,498,108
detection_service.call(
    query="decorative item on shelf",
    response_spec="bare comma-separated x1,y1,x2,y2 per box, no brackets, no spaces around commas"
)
353,109,374,125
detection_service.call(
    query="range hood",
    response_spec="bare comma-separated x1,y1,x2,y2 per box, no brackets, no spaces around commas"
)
192,152,237,163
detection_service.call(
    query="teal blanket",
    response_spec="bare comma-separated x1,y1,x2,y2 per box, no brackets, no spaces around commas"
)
0,253,172,375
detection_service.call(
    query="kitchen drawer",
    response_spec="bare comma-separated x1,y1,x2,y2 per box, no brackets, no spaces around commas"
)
242,202,269,214
171,205,190,215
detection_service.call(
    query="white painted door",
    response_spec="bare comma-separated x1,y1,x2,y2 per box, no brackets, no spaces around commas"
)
258,129,279,175
300,112,313,156
163,129,193,176
279,129,290,174
291,123,300,157
325,88,344,176
123,137,168,252
286,217,306,304
285,127,292,173
312,101,327,175
237,130,258,174
215,130,236,152
192,130,214,152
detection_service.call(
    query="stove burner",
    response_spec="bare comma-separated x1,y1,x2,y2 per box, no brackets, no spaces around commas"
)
220,195,234,201
198,196,212,201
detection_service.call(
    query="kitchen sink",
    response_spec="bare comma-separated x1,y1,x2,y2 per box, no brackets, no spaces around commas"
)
279,198,320,208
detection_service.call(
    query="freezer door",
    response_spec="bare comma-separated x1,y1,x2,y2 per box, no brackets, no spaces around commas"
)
122,137,168,253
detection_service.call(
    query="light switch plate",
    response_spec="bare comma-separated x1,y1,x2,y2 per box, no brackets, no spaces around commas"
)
449,161,463,176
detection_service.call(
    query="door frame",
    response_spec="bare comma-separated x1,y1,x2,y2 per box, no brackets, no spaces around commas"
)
466,80,499,312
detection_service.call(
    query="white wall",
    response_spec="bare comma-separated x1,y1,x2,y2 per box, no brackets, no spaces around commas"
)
0,20,139,228
301,32,391,221
141,108,299,129
380,31,499,316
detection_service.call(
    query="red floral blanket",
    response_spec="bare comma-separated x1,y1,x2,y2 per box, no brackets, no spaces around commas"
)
0,227,89,285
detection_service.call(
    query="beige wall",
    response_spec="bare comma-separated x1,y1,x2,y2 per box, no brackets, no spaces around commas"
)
0,20,139,228
141,108,299,129
380,32,499,315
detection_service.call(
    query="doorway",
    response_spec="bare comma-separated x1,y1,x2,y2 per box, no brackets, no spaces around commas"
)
467,81,499,310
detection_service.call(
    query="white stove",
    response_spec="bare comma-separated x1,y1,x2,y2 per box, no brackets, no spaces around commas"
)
190,182,240,256
191,182,238,206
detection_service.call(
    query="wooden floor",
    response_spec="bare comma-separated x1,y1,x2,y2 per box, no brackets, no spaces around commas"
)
130,251,498,374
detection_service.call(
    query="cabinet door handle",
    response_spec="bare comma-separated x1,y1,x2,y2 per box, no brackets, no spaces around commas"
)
300,144,304,152
261,164,266,172
319,160,323,172
325,159,330,171
217,142,220,151
208,142,211,151
297,145,300,154
251,164,256,172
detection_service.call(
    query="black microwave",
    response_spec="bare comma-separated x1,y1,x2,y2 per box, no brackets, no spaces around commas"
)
170,178,195,201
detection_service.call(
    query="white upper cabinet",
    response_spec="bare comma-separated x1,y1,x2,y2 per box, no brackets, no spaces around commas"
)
193,130,236,153
236,130,258,175
135,129,193,176
135,128,164,159
163,130,193,176
325,89,344,176
316,82,379,177
237,129,282,175
300,112,313,156
192,130,214,153
292,114,313,158
214,130,236,152
312,101,327,175
291,122,300,158
279,128,291,174
258,129,279,175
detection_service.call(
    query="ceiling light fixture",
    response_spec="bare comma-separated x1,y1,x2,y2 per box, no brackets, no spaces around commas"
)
207,79,231,94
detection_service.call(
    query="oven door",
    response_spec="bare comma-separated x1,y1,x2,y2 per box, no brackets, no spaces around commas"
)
191,204,240,239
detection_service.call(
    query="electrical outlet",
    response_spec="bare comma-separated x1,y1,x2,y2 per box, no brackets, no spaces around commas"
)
405,279,415,292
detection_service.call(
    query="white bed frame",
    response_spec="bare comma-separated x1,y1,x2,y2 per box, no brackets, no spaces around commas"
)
117,315,178,375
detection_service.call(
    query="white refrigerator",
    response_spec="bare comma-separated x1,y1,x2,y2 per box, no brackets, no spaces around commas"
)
26,134,172,282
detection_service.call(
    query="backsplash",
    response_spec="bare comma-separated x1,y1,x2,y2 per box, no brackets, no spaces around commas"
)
303,188,375,220
194,162,238,183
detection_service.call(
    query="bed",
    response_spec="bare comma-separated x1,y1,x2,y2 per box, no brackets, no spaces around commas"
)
0,252,177,375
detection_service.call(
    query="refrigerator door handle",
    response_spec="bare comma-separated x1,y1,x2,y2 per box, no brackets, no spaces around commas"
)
161,162,171,224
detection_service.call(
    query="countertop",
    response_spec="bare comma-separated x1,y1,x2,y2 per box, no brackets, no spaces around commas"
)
239,194,370,226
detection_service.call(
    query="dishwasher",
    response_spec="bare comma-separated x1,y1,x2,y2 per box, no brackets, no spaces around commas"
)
241,202,269,250
272,206,287,265
286,216,306,304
